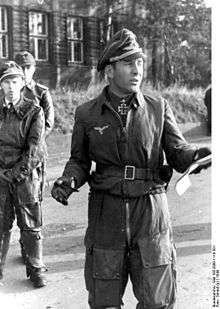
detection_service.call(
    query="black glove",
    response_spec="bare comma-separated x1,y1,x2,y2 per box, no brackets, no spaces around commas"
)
190,147,211,174
12,166,29,182
51,176,76,205
0,169,13,183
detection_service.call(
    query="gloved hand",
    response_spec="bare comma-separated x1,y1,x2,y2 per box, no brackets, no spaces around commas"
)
51,176,76,205
190,147,211,174
0,169,14,183
13,166,29,182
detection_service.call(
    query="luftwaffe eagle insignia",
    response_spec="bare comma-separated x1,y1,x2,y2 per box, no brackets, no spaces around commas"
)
94,125,109,135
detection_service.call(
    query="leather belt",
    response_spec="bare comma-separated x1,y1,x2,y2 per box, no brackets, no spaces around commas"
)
96,165,158,181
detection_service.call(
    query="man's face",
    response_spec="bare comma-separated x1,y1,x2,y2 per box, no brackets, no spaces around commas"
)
22,64,35,84
108,57,144,96
1,76,24,102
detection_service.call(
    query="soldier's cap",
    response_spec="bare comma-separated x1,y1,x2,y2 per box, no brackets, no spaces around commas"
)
97,28,146,72
0,61,25,83
14,51,36,67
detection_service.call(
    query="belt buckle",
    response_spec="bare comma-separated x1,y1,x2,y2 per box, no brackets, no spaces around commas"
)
124,165,135,180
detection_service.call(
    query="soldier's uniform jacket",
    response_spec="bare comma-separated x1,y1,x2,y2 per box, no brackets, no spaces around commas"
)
0,96,45,192
23,80,54,137
62,86,197,251
63,86,197,193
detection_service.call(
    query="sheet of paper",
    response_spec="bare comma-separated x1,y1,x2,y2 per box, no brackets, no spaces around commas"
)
175,154,211,196
175,174,192,196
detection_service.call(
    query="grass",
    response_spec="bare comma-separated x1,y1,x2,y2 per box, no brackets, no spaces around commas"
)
51,82,207,134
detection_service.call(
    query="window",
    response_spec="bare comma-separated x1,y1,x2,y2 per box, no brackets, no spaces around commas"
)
0,6,8,59
67,17,83,63
99,20,105,44
29,11,48,61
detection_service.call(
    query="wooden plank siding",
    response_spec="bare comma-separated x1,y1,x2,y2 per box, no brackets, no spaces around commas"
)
12,6,29,54
0,0,106,88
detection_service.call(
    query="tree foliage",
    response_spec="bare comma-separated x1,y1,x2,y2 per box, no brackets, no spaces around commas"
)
110,0,211,88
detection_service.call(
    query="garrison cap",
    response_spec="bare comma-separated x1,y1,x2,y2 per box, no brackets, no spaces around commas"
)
97,28,146,72
0,61,25,82
14,51,36,67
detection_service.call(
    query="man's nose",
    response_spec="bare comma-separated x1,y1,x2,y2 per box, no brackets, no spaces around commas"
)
8,82,13,89
131,62,139,74
23,67,28,74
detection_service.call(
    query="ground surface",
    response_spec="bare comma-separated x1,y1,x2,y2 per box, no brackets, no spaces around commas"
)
0,133,213,309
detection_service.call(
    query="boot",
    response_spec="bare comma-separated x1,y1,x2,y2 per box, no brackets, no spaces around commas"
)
0,231,11,279
27,265,47,288
21,231,47,288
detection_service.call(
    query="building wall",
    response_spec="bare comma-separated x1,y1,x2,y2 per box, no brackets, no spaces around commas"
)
0,0,105,88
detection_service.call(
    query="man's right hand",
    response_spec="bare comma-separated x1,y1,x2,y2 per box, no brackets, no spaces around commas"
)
0,169,13,183
51,176,76,206
51,185,69,205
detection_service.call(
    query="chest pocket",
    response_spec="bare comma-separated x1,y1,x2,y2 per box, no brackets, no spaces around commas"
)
87,123,121,163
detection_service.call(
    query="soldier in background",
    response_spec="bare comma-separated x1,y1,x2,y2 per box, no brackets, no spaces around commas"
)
15,51,54,138
15,51,54,263
0,61,47,287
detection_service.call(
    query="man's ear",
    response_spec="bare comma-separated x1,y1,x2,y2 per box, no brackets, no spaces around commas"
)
105,64,114,80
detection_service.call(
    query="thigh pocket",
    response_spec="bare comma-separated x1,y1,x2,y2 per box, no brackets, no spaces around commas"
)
18,202,42,229
138,232,176,307
16,169,41,204
138,230,172,267
92,248,123,307
148,193,171,236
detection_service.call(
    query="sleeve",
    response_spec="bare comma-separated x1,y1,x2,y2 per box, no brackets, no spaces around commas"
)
162,99,197,173
62,107,91,189
41,90,55,137
12,107,46,181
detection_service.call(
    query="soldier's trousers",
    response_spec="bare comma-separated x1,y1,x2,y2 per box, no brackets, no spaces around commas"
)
84,191,176,309
0,168,45,271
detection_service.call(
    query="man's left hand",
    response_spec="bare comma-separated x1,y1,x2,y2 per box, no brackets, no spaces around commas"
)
191,147,211,174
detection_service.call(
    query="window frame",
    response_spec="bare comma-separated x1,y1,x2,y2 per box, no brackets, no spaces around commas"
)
28,10,49,61
67,16,84,64
0,6,9,59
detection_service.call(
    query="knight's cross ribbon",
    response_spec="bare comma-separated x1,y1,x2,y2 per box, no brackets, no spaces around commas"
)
118,101,129,115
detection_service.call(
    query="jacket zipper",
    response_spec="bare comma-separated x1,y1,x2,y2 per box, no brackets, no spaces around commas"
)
106,101,131,245
125,200,131,247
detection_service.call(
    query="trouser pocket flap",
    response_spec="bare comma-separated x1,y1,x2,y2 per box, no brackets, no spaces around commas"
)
93,248,123,279
92,248,124,307
138,230,172,268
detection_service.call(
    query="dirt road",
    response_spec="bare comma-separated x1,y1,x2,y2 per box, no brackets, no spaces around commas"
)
0,137,212,308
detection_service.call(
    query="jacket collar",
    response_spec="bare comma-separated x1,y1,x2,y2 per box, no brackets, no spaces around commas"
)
25,79,36,91
98,85,145,114
0,95,33,120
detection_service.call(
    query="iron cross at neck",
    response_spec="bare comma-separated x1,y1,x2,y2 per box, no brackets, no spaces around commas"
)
118,99,129,115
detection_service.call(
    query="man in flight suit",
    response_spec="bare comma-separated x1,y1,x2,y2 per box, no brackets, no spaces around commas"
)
14,51,54,262
15,51,54,138
51,29,211,308
0,61,47,288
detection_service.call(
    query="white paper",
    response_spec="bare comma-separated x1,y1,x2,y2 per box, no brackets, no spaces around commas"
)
175,154,211,196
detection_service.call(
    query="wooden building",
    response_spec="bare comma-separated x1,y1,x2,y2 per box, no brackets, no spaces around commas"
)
0,0,115,88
